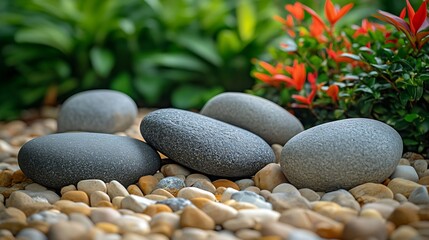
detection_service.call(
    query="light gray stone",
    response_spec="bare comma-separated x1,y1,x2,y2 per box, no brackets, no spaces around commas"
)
18,133,161,189
390,165,419,182
57,89,137,133
231,191,272,209
140,109,275,177
281,118,403,192
17,228,47,240
200,92,303,145
408,186,429,205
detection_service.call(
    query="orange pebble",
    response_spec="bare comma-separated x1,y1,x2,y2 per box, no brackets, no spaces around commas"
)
61,190,90,205
143,204,172,217
95,200,114,208
0,170,13,187
12,170,28,184
212,179,240,190
127,184,144,196
96,222,119,234
138,175,159,195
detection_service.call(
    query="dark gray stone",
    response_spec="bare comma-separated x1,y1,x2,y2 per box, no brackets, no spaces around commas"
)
200,92,304,145
281,118,403,192
57,90,137,133
140,108,275,177
157,198,192,212
155,176,186,194
18,133,160,189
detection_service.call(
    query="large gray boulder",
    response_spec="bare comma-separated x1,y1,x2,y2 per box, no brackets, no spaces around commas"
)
18,132,160,189
280,118,403,192
140,108,275,177
57,90,137,133
200,92,304,145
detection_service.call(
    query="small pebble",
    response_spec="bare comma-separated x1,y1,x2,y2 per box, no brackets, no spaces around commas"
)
121,195,155,213
160,164,191,177
321,189,360,211
234,179,254,190
390,225,420,240
177,187,216,201
127,184,144,197
254,163,288,191
61,190,89,205
212,179,240,190
48,221,87,240
413,160,428,177
107,180,129,199
231,191,272,209
259,222,294,239
190,179,216,194
237,208,280,223
418,175,429,185
191,198,237,224
235,229,261,240
243,186,261,194
27,210,68,225
388,178,422,197
342,217,387,240
222,217,255,231
349,182,393,204
185,174,210,187
77,179,107,195
408,186,429,204
16,228,47,240
398,158,411,165
114,215,150,235
387,205,419,226
272,183,300,197
155,177,186,196
90,207,121,224
267,193,311,212
180,206,215,230
151,189,175,198
157,198,192,212
60,185,77,195
138,175,158,195
298,188,320,201
391,165,419,182
90,191,110,207
142,204,172,217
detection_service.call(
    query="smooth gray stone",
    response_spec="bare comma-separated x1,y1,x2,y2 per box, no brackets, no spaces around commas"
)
409,186,429,205
390,165,419,182
57,90,137,133
17,228,47,240
157,198,193,212
200,92,304,145
281,118,403,192
231,191,272,209
28,210,68,224
18,132,160,189
140,108,275,177
155,176,186,193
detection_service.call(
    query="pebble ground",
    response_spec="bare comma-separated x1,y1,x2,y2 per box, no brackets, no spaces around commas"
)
0,107,429,240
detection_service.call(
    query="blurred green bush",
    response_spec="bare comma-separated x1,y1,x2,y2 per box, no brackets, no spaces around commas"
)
0,0,281,120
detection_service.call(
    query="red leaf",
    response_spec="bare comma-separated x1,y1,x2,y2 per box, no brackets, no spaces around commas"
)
413,0,428,34
400,7,406,19
292,95,311,105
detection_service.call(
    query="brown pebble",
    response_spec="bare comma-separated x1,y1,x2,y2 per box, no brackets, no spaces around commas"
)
419,176,429,185
54,200,91,216
143,204,172,217
254,163,288,191
138,175,159,195
180,206,215,230
6,191,52,216
342,217,387,240
387,205,419,227
387,178,422,197
349,183,393,204
403,152,424,161
48,221,88,240
271,144,282,164
95,222,119,234
212,179,240,190
11,170,28,184
0,170,13,187
151,189,175,198
61,190,90,205
260,222,294,239
127,184,144,197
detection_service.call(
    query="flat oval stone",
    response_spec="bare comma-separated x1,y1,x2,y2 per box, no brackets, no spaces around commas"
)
140,109,275,177
57,90,137,133
200,92,303,145
281,118,403,192
18,133,161,189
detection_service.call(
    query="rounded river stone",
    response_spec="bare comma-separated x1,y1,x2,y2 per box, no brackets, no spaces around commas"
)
200,92,304,145
57,89,137,133
280,118,403,192
18,133,161,189
140,108,275,177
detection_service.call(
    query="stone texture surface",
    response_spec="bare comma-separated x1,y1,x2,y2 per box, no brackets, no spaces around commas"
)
200,92,303,145
280,118,403,191
140,109,275,177
18,133,160,189
57,90,137,133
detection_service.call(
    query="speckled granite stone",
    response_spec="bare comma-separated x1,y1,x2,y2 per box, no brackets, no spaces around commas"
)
57,90,137,133
200,92,304,145
140,108,275,177
280,118,403,192
18,133,160,189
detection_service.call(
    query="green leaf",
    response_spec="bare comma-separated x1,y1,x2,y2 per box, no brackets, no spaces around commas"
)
404,113,419,122
403,139,419,146
237,0,256,42
217,30,242,57
176,34,222,66
90,47,114,78
134,75,165,105
110,73,135,98
15,25,72,54
340,53,361,61
144,53,209,72
172,85,215,109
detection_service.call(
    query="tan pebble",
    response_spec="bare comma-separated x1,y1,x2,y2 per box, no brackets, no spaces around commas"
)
107,180,129,199
138,175,159,195
150,212,180,237
121,195,156,213
54,200,91,216
69,212,94,230
60,184,77,195
115,215,150,235
0,170,13,187
151,188,175,198
299,188,320,201
61,190,89,205
144,194,168,201
212,179,240,190
399,158,411,165
0,207,26,222
94,200,114,208
95,222,120,234
143,204,172,217
77,179,107,195
272,183,300,195
350,183,393,204
90,191,111,207
311,201,358,224
6,191,52,216
244,186,260,194
418,175,429,185
48,221,87,240
259,189,271,200
23,183,46,192
267,193,311,212
127,184,144,196
235,229,262,240
191,198,237,224
220,187,238,202
413,159,428,176
403,152,424,161
172,228,209,240
342,217,387,240
180,206,215,230
279,208,343,239
0,183,27,198
11,170,27,184
223,217,255,231
388,178,422,197
390,225,420,240
27,221,50,234
177,187,216,201
112,196,125,209
270,144,282,163
237,208,280,223
387,205,419,226
235,179,255,190
90,207,121,224
190,179,216,193
153,172,165,181
361,202,395,219
418,205,429,220
254,163,288,191
359,208,384,220
161,164,191,177
225,200,258,210
0,220,27,235
185,173,210,186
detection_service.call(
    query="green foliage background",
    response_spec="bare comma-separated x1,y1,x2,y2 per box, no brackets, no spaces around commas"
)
0,0,419,120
